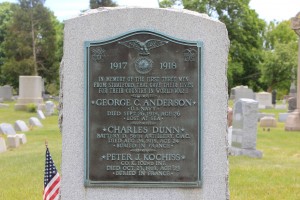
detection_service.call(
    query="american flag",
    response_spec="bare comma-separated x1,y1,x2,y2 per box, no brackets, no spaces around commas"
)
43,147,61,200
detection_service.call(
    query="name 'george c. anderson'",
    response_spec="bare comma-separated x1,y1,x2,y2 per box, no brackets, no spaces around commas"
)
94,99,196,107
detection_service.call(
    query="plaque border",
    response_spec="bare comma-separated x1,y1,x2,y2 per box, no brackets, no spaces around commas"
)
84,29,203,188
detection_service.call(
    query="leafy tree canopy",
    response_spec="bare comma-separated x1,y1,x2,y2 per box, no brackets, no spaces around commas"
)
160,0,266,91
1,0,63,92
259,20,298,92
90,0,117,9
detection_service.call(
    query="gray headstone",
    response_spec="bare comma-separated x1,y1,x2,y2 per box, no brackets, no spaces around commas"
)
0,85,13,101
278,113,290,122
230,85,255,101
37,110,46,119
230,98,262,158
61,7,229,200
29,117,43,127
45,101,55,116
0,137,7,153
288,97,297,112
14,120,29,132
0,123,17,135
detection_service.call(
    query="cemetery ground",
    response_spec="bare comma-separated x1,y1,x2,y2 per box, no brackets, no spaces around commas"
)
0,102,299,199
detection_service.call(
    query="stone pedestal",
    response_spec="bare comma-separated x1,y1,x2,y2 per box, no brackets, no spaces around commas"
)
285,109,300,131
15,76,44,110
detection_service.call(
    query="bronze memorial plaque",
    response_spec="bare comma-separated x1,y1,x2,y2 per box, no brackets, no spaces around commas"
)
84,30,202,187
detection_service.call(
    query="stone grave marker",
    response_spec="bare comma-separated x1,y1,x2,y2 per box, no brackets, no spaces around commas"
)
260,116,277,127
0,123,17,135
60,7,229,200
7,135,19,148
256,92,273,109
15,76,44,110
288,97,297,112
16,134,27,144
0,137,7,153
14,120,29,132
37,110,46,120
230,98,262,158
0,85,13,101
230,85,255,101
279,113,290,122
45,101,55,116
29,117,43,127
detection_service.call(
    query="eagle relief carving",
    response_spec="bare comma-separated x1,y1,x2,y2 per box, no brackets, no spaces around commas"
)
118,39,168,74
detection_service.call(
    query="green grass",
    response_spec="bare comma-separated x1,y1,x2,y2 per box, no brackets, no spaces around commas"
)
0,102,61,200
230,122,300,200
0,102,299,199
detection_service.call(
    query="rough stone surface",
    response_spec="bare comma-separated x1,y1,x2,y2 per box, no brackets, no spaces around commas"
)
230,98,262,158
61,7,229,200
14,120,29,132
260,116,277,127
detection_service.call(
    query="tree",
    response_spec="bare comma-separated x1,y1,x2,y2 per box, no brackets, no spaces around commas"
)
90,0,117,9
0,2,16,85
2,0,60,90
259,20,298,92
160,0,266,91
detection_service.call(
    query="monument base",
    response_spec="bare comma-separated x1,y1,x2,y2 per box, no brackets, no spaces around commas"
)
285,109,300,131
229,147,263,158
15,98,44,111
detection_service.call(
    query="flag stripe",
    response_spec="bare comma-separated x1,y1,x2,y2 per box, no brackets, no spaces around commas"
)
43,174,60,200
43,147,60,200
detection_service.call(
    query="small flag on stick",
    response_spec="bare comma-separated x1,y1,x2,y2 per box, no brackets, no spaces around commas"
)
43,141,61,200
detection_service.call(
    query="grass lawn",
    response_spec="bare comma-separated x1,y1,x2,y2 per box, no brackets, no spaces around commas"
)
0,102,61,200
0,102,299,199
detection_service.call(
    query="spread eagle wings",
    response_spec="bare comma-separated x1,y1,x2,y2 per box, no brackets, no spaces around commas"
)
118,39,168,55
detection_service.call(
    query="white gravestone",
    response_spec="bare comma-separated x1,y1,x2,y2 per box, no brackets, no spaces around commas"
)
7,135,20,148
230,85,255,101
45,101,55,116
29,117,43,127
0,137,7,153
0,123,17,135
230,98,263,158
61,7,229,200
256,92,273,109
16,134,27,144
14,120,29,132
15,76,44,110
37,110,46,120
